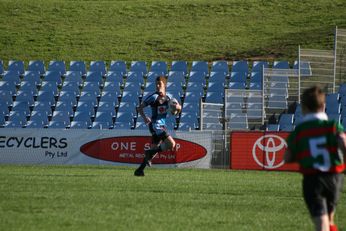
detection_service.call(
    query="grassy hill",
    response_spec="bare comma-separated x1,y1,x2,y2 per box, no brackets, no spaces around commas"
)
0,0,345,64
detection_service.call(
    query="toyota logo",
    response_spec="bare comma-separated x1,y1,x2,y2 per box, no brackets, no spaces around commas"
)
252,134,287,169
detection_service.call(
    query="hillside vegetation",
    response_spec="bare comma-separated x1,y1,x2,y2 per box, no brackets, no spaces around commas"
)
0,0,345,64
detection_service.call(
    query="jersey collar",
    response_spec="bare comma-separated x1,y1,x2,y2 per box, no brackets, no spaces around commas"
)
302,112,328,122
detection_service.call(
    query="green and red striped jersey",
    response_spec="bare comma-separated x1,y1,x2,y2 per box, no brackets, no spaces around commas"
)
287,119,345,174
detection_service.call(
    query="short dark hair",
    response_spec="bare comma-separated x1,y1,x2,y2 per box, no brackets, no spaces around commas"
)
301,85,325,113
156,76,167,86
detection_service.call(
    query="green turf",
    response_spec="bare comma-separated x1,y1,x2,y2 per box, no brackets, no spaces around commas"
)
0,165,345,231
0,0,345,64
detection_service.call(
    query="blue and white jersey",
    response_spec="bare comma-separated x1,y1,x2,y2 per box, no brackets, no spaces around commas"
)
142,92,171,128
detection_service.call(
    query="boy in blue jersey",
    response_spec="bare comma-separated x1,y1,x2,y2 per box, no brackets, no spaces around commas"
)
134,76,181,176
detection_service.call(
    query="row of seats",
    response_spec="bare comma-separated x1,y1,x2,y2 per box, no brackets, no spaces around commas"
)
266,85,346,131
0,59,297,77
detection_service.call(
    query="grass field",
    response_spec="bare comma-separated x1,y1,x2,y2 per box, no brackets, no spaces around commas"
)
0,0,345,64
0,165,345,231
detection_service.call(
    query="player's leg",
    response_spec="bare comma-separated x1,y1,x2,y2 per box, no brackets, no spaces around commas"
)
312,215,329,231
303,175,329,231
134,135,160,176
326,174,344,231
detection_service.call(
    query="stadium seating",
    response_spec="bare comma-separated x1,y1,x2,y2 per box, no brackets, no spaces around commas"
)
69,61,87,76
1,59,345,131
28,60,46,75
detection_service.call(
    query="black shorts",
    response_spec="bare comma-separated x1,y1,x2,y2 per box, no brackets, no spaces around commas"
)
148,123,169,145
302,173,344,217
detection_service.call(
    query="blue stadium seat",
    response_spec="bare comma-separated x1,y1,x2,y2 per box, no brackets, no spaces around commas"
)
179,112,199,129
211,60,229,74
279,114,294,127
171,61,188,75
327,113,341,123
232,61,249,75
207,81,225,92
51,111,71,125
273,61,290,69
26,120,46,128
205,91,224,104
48,60,66,75
178,122,196,131
166,82,184,97
23,71,41,86
109,60,127,76
184,91,203,103
73,111,92,126
48,121,68,129
146,72,160,83
126,71,145,85
143,82,157,92
251,61,269,73
105,71,124,84
37,90,56,106
70,121,89,129
150,61,168,76
3,71,21,86
121,90,140,105
103,82,121,97
117,102,137,115
0,81,17,96
229,72,247,83
266,124,280,131
55,101,74,115
99,91,119,107
40,81,59,97
69,61,86,76
44,70,62,86
8,111,27,126
94,111,114,128
0,90,13,107
33,101,52,116
8,60,25,75
135,121,147,130
191,61,208,76
91,121,111,129
79,91,98,106
249,82,262,90
188,71,207,85
12,101,31,116
30,111,49,125
97,101,116,117
186,81,204,93
85,71,103,86
4,120,24,128
130,61,147,75
89,61,107,76
61,82,80,97
114,121,133,130
28,60,45,75
167,71,186,86
15,90,35,106
19,81,38,97
209,71,227,84
229,82,246,90
82,81,101,96
250,72,263,83
0,102,9,116
76,101,96,117
116,111,135,125
65,71,83,86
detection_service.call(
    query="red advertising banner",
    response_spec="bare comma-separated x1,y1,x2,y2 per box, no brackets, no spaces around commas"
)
80,136,207,164
230,131,299,171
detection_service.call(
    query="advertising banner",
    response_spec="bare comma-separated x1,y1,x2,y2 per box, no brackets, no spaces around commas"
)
230,131,299,171
0,129,212,168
